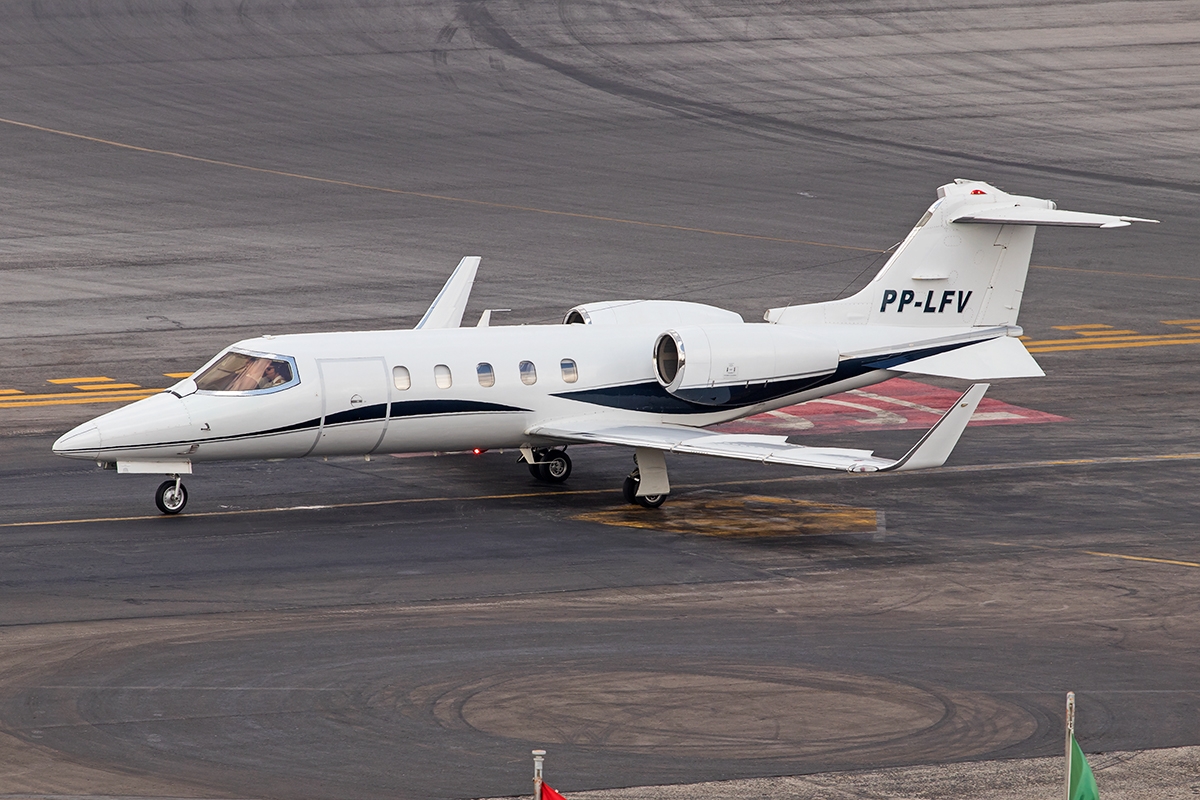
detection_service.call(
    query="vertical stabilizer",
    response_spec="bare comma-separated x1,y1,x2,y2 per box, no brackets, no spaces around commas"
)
766,180,1155,328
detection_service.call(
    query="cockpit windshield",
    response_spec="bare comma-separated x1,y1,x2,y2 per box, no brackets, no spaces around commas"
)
194,351,297,393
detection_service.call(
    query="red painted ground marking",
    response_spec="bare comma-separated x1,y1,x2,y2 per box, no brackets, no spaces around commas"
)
713,378,1069,436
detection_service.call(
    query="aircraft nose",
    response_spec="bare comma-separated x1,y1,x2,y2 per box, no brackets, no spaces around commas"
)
52,421,102,460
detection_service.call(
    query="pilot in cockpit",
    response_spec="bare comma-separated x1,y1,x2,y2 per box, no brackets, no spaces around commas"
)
258,360,291,389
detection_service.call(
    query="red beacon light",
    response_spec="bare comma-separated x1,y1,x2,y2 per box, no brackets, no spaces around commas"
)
472,448,486,456
970,189,987,195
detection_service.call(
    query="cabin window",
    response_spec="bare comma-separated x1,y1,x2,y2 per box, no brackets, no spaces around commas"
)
519,361,537,385
560,359,578,383
434,364,453,389
477,362,495,387
393,366,411,391
194,351,297,393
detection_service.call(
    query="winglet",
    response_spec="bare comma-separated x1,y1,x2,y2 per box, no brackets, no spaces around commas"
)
880,383,989,471
415,256,481,330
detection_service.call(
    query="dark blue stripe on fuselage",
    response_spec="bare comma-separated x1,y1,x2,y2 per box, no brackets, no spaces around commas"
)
861,339,976,371
388,399,525,417
552,375,824,414
552,338,980,414
324,403,389,426
324,400,525,427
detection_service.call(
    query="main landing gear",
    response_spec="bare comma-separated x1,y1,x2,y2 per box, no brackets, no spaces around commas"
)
155,476,188,515
524,445,671,508
525,448,573,483
622,447,671,509
622,470,666,508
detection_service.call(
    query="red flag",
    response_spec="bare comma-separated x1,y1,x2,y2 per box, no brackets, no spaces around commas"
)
541,783,567,800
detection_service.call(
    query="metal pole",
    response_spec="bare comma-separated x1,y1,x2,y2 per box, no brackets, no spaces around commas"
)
532,749,545,800
1065,692,1075,800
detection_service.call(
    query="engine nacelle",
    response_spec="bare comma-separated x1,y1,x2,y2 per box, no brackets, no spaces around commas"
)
564,300,743,326
654,324,839,406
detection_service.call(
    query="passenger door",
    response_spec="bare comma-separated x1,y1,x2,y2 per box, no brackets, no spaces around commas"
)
311,358,390,456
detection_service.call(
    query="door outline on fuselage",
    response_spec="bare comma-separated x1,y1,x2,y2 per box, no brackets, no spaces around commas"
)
312,357,391,456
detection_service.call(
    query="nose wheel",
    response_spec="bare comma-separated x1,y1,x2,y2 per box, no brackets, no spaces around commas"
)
155,477,188,515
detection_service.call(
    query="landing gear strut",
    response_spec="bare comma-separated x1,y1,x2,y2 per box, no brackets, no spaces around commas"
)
155,476,188,515
525,448,572,484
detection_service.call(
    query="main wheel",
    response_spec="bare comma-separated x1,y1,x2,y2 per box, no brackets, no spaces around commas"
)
622,470,665,508
635,492,666,509
527,449,547,479
155,479,188,515
622,473,639,504
538,449,572,483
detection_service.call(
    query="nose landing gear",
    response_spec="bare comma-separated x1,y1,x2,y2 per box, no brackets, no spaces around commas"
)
155,476,188,515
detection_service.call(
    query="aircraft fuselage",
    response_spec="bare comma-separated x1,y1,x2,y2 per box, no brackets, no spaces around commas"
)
53,320,954,465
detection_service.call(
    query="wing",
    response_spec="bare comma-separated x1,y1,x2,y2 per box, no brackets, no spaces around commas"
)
530,384,989,473
950,206,1159,228
415,256,481,329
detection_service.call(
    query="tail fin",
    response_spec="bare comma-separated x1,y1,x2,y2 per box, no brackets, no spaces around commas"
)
767,180,1156,328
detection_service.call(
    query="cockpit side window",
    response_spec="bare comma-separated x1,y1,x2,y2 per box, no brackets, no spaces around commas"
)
194,351,298,393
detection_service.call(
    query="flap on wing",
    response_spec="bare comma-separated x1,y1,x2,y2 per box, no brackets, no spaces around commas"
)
530,384,989,473
951,206,1159,228
528,421,891,472
893,336,1044,380
416,256,481,330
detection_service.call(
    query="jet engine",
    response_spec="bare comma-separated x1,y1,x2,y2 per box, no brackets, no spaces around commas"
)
653,324,839,406
564,300,742,326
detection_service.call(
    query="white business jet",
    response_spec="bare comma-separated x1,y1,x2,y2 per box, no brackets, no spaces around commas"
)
53,180,1155,514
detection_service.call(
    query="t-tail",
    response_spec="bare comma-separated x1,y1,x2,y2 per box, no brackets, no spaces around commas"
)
766,178,1157,330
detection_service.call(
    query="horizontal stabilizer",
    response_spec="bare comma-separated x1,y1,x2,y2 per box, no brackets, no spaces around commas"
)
529,383,989,474
416,256,481,330
890,336,1044,380
951,206,1159,229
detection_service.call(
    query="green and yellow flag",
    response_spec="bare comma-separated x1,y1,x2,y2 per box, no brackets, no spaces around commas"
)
1069,734,1099,800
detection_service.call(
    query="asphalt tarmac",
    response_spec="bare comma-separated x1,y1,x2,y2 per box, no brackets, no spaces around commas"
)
1,2,1199,799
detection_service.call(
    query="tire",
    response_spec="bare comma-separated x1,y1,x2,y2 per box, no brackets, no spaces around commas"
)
528,462,542,479
539,450,572,483
635,493,666,509
155,479,188,515
622,474,639,505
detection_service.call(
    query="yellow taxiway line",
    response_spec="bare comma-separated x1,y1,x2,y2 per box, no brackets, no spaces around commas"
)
1026,336,1200,353
0,391,157,409
74,383,142,391
1084,551,1200,569
1025,332,1200,347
